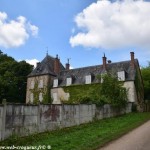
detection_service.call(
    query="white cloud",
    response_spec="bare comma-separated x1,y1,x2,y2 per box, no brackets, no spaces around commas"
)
70,0,150,49
70,66,74,69
25,59,39,68
0,12,39,48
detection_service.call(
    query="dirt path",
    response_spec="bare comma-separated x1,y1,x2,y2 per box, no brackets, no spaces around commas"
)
99,120,150,150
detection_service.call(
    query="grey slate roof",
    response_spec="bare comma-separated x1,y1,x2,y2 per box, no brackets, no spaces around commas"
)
56,59,139,87
28,55,65,77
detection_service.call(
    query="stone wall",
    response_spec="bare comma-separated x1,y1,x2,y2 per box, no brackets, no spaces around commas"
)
26,75,51,103
123,81,137,103
0,103,132,141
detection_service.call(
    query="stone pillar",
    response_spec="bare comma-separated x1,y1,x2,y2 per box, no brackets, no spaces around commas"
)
37,101,41,132
2,99,6,140
79,104,81,125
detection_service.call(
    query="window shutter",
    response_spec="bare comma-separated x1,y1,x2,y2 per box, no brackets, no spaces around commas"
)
30,93,34,103
39,93,43,102
117,71,125,81
85,75,91,84
53,93,58,102
66,77,72,86
53,79,58,87
38,79,43,88
30,81,34,89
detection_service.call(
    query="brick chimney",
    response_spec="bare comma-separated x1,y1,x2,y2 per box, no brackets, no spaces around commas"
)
66,59,70,70
102,53,107,70
54,54,60,74
130,52,135,68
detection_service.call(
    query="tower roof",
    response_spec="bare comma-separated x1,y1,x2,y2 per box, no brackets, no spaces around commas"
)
28,55,65,77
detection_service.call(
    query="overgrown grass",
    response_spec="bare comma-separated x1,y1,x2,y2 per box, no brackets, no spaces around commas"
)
0,113,150,150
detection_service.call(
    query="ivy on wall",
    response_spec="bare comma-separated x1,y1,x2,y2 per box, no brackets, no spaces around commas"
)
63,83,101,104
30,79,52,104
62,74,128,108
135,67,144,105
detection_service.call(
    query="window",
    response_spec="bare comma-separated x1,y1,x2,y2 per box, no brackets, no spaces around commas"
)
66,77,72,86
53,79,58,87
30,93,34,103
117,71,125,81
38,79,43,88
30,81,34,89
39,93,43,102
85,75,91,84
53,93,58,102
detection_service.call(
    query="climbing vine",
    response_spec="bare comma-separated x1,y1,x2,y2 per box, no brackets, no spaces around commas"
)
30,79,52,104
63,74,128,107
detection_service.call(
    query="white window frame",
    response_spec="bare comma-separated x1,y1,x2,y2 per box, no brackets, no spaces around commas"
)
38,79,43,88
30,81,34,89
53,93,58,102
85,75,91,84
53,79,58,87
30,93,34,103
117,71,125,81
39,93,43,102
66,77,72,86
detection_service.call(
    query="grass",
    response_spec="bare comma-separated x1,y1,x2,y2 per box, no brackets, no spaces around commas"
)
0,112,150,150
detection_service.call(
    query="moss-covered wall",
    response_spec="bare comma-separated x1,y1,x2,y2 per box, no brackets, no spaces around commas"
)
26,75,52,104
63,83,101,104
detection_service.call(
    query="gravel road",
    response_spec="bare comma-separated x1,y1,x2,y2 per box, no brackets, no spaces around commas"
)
99,120,150,150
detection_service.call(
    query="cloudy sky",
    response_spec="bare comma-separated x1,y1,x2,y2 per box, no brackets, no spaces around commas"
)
0,0,150,68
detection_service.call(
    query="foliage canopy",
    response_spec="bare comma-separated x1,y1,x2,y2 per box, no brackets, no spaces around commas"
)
141,63,150,100
0,51,33,103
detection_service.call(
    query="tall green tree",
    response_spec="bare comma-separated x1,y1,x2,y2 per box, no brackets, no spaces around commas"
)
98,74,128,107
0,51,33,103
141,63,150,100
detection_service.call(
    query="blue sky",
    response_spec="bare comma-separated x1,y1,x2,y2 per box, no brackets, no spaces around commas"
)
0,0,150,68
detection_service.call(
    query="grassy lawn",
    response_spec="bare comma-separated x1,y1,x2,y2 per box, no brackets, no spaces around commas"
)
0,112,150,150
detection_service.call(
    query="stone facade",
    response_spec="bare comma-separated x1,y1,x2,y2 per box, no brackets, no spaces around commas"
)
26,75,52,103
123,81,137,103
51,88,69,104
26,52,144,111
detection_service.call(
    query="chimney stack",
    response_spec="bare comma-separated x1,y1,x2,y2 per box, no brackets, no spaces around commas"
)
102,53,107,70
130,52,135,68
66,58,70,70
54,54,60,74
108,60,111,64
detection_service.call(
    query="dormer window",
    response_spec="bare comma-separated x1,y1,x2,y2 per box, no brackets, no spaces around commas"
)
85,75,91,84
117,71,125,81
30,81,34,89
66,77,72,86
38,79,43,88
53,79,58,87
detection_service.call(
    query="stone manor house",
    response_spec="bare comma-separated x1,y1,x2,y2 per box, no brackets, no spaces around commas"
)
26,52,144,111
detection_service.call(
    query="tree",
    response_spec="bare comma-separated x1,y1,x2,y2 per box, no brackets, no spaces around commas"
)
99,74,128,107
141,63,150,100
0,51,33,103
